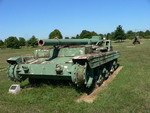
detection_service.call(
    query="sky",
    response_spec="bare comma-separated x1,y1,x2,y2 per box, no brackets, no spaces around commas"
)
0,0,150,40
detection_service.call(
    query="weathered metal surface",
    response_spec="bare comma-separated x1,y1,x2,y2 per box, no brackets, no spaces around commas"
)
38,36,102,46
7,36,120,88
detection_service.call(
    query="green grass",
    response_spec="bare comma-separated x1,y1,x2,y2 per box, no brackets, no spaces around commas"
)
0,40,150,113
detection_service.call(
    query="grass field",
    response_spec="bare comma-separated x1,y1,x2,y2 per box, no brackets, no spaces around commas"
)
0,40,150,113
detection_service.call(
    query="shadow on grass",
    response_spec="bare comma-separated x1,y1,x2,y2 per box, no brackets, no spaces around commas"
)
20,64,120,94
20,79,95,95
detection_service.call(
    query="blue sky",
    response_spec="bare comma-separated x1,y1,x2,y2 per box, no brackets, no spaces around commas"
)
0,0,150,40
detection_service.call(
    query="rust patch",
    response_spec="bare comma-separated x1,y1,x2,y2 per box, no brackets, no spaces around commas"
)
23,57,34,62
73,51,117,60
76,66,123,103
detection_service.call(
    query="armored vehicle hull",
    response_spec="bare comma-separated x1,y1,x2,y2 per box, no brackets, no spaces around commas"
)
7,36,120,88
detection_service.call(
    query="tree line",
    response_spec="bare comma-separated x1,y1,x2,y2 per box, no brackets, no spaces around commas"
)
0,25,150,49
0,35,38,49
49,25,150,40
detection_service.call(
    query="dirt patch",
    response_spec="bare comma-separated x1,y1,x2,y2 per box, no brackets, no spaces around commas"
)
76,66,123,103
0,68,6,72
22,87,33,91
126,46,135,48
21,84,34,91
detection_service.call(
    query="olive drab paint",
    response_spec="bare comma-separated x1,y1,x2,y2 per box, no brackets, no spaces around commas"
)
7,36,120,88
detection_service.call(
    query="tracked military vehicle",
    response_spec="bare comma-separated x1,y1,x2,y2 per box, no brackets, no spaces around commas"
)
7,36,120,88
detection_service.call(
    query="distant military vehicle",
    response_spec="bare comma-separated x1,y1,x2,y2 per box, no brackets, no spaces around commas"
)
7,36,120,88
133,36,140,44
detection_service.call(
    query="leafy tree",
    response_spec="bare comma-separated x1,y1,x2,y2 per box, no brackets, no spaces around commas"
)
145,30,150,36
49,29,63,39
76,34,80,39
0,40,6,48
0,40,4,46
137,31,145,38
106,32,115,40
126,30,135,39
79,30,91,39
113,25,126,40
27,35,38,47
71,37,76,39
65,37,69,39
19,37,26,47
99,34,104,37
144,30,150,39
5,36,20,49
91,31,98,36
106,33,111,39
79,30,98,39
127,30,134,36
